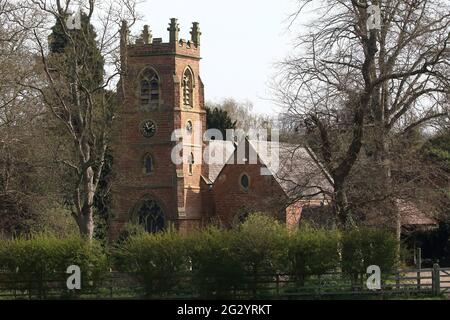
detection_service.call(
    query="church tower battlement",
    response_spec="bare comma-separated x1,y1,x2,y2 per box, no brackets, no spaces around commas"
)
129,18,201,59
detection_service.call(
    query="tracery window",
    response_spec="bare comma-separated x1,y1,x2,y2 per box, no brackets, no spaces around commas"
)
140,68,160,107
182,68,193,107
137,200,164,233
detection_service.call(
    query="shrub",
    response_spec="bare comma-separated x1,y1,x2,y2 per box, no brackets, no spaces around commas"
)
287,225,340,284
341,228,398,279
31,202,79,238
114,222,146,246
112,231,189,297
187,227,245,298
232,213,288,273
0,234,108,298
231,213,288,296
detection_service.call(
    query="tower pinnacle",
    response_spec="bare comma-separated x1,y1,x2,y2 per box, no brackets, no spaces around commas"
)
190,22,201,47
167,18,180,43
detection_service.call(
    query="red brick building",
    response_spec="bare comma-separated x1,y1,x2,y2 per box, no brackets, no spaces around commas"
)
109,19,331,239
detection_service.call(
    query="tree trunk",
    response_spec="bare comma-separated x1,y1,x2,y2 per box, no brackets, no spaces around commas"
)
73,165,96,240
369,70,400,241
76,208,94,240
333,179,351,228
373,123,401,256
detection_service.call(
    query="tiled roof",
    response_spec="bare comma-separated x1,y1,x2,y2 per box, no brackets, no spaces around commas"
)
247,140,333,199
204,140,235,183
300,199,438,228
361,199,438,227
203,139,333,200
397,199,437,226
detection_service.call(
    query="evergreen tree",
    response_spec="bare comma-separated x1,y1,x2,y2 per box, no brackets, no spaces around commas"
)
206,107,237,139
423,131,450,173
49,12,104,87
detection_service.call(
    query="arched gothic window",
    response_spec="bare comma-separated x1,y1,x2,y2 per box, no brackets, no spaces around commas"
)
188,152,194,175
143,154,153,174
137,200,165,233
182,68,193,107
140,69,160,107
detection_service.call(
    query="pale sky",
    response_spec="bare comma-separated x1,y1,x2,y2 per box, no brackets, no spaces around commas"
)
134,0,300,116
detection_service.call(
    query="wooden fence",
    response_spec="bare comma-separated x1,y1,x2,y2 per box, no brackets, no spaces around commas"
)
0,264,449,299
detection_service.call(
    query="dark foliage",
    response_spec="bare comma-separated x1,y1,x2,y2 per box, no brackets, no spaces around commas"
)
206,107,237,138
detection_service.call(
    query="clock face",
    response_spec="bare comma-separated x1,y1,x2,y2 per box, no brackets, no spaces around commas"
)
140,120,156,138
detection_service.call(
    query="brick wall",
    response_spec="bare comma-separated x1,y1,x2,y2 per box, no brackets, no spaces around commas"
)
286,202,303,230
210,141,288,227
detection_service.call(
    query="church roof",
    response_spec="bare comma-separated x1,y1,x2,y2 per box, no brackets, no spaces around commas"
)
247,140,333,199
203,138,333,200
204,140,235,183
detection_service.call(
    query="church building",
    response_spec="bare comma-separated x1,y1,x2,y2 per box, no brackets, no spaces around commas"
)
109,19,331,239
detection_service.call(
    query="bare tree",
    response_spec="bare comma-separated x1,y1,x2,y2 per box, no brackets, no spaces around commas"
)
275,0,449,231
0,2,73,236
206,98,275,134
0,1,44,129
10,0,139,239
1,0,45,194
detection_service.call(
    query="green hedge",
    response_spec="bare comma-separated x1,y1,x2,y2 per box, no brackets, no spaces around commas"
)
287,225,341,284
0,234,108,297
0,214,399,298
187,227,244,298
112,231,189,297
233,213,288,275
341,228,398,279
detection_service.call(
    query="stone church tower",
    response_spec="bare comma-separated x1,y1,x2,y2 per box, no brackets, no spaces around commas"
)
110,19,208,239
